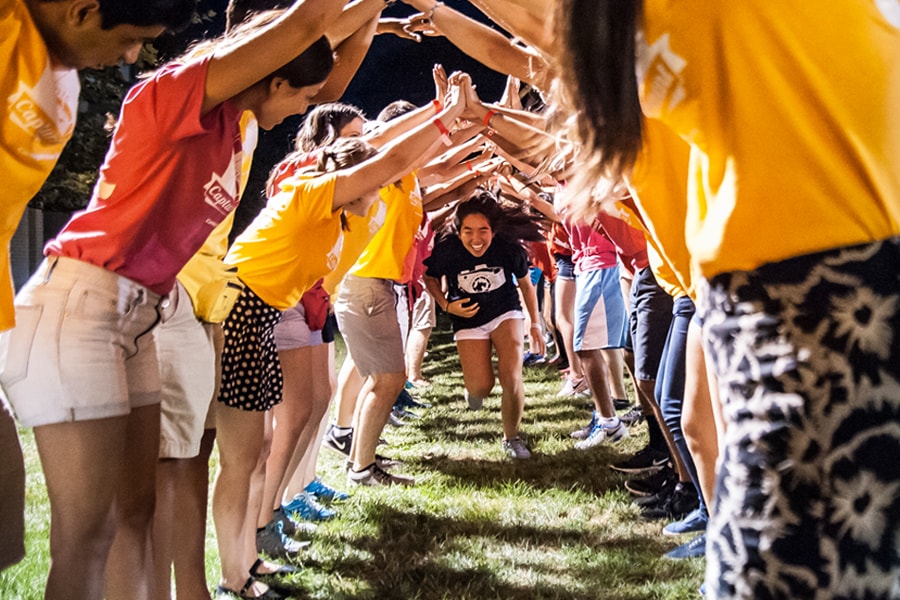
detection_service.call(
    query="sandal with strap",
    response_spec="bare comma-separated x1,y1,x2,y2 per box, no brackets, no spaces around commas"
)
249,558,301,577
215,576,285,600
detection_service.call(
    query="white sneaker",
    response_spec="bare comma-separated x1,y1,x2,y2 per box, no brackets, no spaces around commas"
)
347,463,415,487
570,412,598,439
575,420,629,450
557,376,590,397
502,437,532,459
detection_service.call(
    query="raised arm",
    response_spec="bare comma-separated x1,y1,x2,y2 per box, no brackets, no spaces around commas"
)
313,13,379,102
203,0,347,115
466,0,553,55
403,1,552,90
331,78,469,209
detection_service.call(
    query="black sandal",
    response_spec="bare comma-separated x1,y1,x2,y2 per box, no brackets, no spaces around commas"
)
249,557,301,577
215,576,285,600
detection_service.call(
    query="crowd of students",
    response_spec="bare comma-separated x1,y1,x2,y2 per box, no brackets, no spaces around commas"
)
2,0,899,599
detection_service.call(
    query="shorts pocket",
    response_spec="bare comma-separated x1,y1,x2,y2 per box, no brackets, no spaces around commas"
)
0,305,43,387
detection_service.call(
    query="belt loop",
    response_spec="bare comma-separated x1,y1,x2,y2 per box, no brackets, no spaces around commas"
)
41,256,60,285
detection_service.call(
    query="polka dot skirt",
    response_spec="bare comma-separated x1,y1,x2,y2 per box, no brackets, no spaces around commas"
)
217,286,284,412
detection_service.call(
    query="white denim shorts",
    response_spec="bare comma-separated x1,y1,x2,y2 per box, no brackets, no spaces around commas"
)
155,281,219,459
0,256,166,428
454,310,524,341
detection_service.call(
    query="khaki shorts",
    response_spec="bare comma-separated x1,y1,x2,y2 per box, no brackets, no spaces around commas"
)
156,281,219,459
0,257,165,428
410,287,436,331
334,275,405,378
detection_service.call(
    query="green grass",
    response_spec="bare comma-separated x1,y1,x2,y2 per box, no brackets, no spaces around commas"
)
0,315,704,599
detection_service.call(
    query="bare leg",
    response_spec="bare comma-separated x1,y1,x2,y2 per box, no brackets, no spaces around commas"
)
35,416,128,600
350,371,406,471
105,404,161,600
577,349,616,418
456,338,495,400
490,319,526,440
212,405,266,592
602,348,628,401
683,321,720,509
257,346,316,526
555,278,583,379
405,326,432,385
0,402,25,571
333,357,364,429
173,429,216,600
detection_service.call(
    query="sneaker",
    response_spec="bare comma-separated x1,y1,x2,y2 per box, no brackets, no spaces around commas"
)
570,412,598,440
347,463,415,487
523,351,545,366
641,482,700,521
502,437,532,459
283,491,336,522
256,520,310,560
557,376,590,398
665,533,707,559
392,406,420,420
619,407,645,426
304,477,349,502
324,426,353,456
663,506,709,536
625,464,676,497
396,388,431,408
612,398,632,411
343,454,402,472
464,390,483,410
271,506,317,539
387,411,406,427
574,419,629,450
610,447,669,474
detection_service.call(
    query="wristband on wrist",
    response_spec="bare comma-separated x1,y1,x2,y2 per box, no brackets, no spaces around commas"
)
482,109,498,138
427,1,443,21
432,98,443,113
432,117,453,146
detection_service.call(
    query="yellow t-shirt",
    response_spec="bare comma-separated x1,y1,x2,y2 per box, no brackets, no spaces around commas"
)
349,172,423,281
176,112,258,321
322,195,387,297
226,173,343,310
639,0,900,277
627,118,694,297
0,0,80,330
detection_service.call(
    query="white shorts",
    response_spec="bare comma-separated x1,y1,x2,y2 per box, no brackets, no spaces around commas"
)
274,302,324,351
155,281,218,459
411,288,437,331
454,310,524,341
0,256,166,428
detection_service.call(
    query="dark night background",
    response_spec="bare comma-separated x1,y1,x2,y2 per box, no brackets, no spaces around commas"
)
165,0,508,238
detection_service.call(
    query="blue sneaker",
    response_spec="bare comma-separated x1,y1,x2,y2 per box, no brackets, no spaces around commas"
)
663,506,708,536
283,491,336,522
304,477,349,503
664,532,706,559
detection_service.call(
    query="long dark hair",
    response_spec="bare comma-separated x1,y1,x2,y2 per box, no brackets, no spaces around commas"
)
294,103,366,154
556,0,644,178
444,189,545,246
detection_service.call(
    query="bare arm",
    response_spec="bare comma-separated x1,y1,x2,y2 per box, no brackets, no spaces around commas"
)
404,1,552,90
466,0,553,55
313,14,379,102
331,80,468,209
203,0,347,115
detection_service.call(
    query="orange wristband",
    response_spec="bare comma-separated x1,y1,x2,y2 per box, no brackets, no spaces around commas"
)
432,117,452,146
432,99,443,113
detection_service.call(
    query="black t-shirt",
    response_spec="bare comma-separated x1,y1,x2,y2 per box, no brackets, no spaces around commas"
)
424,236,529,331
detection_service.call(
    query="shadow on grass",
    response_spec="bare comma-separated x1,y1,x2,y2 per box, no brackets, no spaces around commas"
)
273,504,688,600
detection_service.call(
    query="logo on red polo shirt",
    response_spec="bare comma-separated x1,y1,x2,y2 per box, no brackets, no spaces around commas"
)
203,170,239,215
